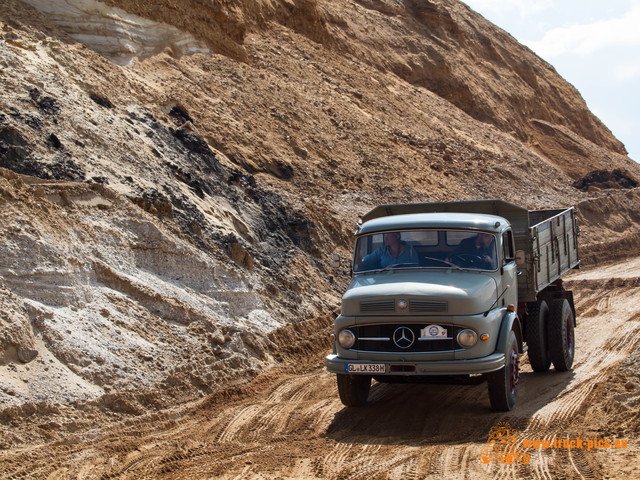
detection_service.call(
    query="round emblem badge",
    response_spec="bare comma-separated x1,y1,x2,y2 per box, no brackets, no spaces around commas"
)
393,326,415,349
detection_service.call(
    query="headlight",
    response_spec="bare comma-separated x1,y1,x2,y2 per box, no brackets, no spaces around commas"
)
338,329,356,349
457,329,478,348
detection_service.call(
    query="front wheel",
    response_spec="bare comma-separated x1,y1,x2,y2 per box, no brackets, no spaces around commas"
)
548,298,575,371
336,374,371,407
487,331,520,411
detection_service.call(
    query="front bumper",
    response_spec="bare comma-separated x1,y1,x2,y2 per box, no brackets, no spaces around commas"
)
325,352,505,376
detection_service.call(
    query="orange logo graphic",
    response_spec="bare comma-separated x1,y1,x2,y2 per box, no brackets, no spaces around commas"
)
480,421,531,465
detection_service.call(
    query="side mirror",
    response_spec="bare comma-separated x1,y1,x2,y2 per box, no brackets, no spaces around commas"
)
515,250,526,266
331,253,341,269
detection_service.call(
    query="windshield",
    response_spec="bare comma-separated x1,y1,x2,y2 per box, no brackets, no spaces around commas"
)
353,229,498,272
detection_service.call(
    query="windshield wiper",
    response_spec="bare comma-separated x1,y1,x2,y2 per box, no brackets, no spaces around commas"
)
422,256,463,270
359,260,464,274
380,262,420,272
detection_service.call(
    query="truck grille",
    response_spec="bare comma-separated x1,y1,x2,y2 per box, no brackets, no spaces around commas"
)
352,323,463,353
359,300,395,313
409,300,448,312
359,299,448,313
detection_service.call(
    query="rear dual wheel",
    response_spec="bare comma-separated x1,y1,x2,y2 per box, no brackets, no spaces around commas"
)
526,298,575,372
548,298,575,371
526,300,551,372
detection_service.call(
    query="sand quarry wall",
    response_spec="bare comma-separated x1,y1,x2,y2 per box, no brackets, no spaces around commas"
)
1,0,640,415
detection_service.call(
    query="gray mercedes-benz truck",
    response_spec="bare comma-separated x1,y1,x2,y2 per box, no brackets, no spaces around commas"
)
326,200,580,411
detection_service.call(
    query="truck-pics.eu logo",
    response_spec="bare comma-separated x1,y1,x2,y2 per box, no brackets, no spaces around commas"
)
480,420,629,466
480,421,531,465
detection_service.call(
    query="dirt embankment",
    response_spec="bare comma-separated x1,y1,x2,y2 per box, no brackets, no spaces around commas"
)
576,189,640,266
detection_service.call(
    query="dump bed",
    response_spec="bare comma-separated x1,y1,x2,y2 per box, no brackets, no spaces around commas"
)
361,199,580,302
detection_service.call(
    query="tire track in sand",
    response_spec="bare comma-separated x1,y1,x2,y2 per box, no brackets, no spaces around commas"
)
533,319,640,427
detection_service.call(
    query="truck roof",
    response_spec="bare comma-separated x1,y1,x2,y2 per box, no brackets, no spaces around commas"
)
358,212,509,235
362,199,527,221
360,199,532,235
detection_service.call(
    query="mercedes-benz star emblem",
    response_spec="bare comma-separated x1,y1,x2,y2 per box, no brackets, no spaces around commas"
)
393,326,415,349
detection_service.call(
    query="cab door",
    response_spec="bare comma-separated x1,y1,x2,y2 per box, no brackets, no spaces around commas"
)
501,229,518,307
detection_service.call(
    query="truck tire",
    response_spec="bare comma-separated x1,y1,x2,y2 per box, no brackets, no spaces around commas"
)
525,300,551,372
548,298,575,371
336,374,371,407
487,330,519,411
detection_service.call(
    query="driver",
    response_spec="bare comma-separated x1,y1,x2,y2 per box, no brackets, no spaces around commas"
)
447,232,497,269
360,232,419,270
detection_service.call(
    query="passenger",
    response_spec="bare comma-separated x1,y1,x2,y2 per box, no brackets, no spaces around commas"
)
447,232,497,269
360,232,419,270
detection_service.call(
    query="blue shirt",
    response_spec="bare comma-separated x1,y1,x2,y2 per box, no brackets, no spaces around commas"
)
360,242,419,270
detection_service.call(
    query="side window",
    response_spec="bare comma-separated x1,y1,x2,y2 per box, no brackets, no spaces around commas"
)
502,230,515,264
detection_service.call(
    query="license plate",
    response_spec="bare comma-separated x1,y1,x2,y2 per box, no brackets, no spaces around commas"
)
346,363,385,374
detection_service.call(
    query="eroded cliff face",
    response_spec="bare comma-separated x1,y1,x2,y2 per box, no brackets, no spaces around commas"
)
98,0,628,166
20,0,211,65
1,0,639,412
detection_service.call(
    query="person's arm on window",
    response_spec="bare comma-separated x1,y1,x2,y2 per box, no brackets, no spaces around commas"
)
360,248,382,270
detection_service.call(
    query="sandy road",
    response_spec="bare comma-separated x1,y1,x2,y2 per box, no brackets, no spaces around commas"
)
2,260,640,480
